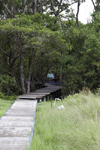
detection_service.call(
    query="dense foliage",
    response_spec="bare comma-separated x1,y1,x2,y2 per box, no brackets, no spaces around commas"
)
0,0,100,95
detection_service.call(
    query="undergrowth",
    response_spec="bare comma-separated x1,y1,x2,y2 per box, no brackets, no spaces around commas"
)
0,92,16,100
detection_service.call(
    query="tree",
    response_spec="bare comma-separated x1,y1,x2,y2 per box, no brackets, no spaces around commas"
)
0,0,49,19
91,0,100,12
74,0,85,26
0,13,67,94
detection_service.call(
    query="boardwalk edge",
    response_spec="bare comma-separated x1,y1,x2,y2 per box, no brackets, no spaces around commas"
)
29,100,37,148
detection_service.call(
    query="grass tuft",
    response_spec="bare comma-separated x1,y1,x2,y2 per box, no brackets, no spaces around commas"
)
30,92,100,150
0,99,15,118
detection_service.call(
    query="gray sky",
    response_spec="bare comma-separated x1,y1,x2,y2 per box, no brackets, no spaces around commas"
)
72,0,95,24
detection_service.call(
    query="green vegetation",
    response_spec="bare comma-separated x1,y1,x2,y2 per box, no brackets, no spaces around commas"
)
1,1,100,148
30,92,100,150
0,92,17,100
0,99,15,118
0,1,100,96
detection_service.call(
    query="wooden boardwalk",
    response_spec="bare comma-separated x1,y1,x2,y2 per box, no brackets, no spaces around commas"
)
0,83,61,150
0,99,37,150
18,83,61,101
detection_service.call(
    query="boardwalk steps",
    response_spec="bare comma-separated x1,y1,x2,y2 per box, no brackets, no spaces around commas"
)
0,83,61,150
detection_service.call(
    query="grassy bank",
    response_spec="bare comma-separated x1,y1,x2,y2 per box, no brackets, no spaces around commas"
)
30,92,100,150
0,99,15,118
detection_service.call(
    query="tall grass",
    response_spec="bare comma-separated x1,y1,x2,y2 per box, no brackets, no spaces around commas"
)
0,99,14,118
30,92,100,150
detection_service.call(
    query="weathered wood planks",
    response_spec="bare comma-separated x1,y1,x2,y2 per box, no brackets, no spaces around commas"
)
18,83,61,100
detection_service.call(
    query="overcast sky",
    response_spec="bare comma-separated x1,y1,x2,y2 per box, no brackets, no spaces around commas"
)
72,0,95,24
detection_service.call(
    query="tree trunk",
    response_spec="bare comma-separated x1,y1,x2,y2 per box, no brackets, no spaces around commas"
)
27,81,30,93
38,0,47,13
97,0,100,12
34,0,37,12
27,49,35,93
91,0,96,10
76,0,80,27
20,53,26,94
28,49,35,81
59,54,63,85
59,65,62,85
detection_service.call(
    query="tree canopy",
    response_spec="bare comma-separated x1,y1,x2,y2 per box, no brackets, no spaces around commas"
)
0,0,100,95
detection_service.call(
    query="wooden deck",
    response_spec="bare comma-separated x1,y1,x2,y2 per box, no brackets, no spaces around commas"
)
0,82,62,150
18,83,62,101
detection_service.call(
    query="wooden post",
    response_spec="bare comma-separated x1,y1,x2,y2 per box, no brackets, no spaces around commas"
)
50,95,52,99
44,97,46,102
47,96,49,101
27,81,30,93
51,98,52,107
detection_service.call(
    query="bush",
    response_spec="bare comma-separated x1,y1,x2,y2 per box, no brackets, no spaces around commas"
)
0,92,16,100
0,75,16,95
